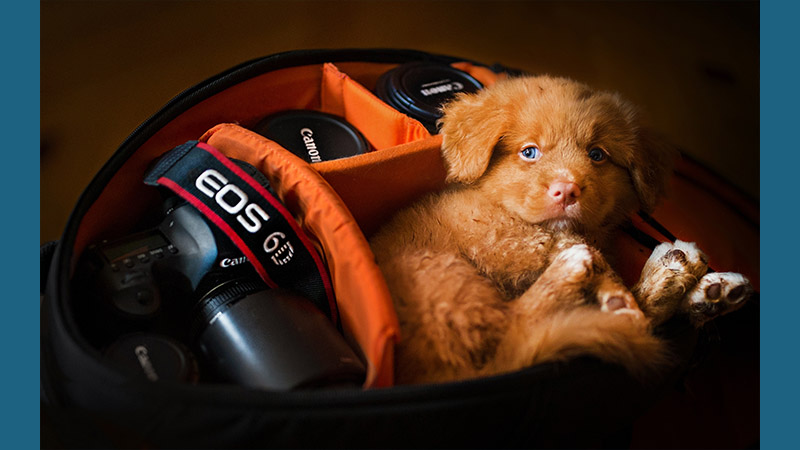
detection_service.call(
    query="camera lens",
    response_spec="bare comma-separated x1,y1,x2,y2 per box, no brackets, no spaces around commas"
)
376,62,484,133
252,110,370,164
104,333,199,383
192,280,366,390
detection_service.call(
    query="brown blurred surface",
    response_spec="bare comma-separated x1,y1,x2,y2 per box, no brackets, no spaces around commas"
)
40,1,759,448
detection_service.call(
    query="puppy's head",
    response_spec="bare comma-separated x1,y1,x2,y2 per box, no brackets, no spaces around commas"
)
439,75,675,234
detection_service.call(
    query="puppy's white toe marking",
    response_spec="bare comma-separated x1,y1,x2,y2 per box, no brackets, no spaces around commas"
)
648,242,674,262
672,240,706,265
555,244,593,275
557,244,591,264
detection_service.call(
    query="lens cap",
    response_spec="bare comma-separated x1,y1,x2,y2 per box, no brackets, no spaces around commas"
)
104,333,199,383
252,110,370,164
376,62,484,133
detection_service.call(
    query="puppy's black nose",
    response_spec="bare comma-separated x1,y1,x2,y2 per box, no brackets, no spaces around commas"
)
547,181,581,206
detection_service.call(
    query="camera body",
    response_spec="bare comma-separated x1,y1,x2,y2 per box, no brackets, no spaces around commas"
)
79,198,257,326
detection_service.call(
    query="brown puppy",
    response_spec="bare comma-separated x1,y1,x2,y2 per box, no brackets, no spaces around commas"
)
369,75,752,384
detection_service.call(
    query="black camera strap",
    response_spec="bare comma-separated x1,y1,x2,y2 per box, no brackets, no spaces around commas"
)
144,140,338,326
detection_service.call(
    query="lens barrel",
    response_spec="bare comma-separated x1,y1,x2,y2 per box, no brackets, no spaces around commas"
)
192,280,366,390
376,62,484,133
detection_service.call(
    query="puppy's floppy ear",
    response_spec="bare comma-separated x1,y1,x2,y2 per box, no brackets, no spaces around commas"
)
629,127,679,213
438,89,507,184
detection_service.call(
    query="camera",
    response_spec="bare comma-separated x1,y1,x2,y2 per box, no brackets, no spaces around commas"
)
75,160,365,390
76,196,256,327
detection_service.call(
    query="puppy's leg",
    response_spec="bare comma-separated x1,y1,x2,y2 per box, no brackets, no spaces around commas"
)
380,249,510,384
493,244,664,378
683,272,753,327
543,242,646,319
518,242,643,318
632,240,709,326
518,243,596,313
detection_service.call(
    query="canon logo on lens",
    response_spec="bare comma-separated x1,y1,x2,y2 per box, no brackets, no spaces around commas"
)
299,128,322,163
252,110,369,164
419,80,465,97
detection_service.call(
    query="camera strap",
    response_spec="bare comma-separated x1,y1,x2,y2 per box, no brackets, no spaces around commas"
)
144,140,338,326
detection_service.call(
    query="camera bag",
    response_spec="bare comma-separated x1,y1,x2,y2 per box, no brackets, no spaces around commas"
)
41,48,759,448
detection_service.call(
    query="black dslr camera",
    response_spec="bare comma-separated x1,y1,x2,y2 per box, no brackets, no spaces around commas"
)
77,196,256,324
75,161,365,391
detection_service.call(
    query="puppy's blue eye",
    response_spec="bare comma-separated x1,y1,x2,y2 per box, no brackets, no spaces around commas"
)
519,146,541,161
588,147,607,162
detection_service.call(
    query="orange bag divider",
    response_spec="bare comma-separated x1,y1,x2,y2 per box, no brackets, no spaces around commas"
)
314,135,446,237
201,123,401,388
320,63,431,150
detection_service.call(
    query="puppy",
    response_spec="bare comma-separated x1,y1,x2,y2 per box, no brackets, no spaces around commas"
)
369,75,752,384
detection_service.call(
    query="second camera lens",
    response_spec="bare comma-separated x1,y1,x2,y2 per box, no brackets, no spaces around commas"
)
376,62,484,134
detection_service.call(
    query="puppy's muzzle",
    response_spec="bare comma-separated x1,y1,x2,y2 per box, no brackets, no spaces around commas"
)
547,181,581,207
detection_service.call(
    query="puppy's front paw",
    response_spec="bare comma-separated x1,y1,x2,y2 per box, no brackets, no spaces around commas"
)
685,272,753,327
654,240,709,278
598,284,645,320
552,244,594,281
518,243,602,312
633,240,709,325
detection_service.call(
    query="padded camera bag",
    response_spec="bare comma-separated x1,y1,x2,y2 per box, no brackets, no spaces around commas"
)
41,48,759,448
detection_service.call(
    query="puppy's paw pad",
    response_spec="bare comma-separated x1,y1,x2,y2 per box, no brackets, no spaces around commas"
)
605,296,627,311
687,272,753,325
690,272,753,305
657,240,708,275
599,291,644,319
662,248,687,270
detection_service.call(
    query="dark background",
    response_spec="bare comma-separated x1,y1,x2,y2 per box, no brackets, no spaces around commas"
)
40,0,759,245
40,1,760,448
